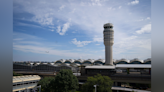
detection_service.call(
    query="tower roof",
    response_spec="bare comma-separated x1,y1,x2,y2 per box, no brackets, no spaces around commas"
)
104,23,113,28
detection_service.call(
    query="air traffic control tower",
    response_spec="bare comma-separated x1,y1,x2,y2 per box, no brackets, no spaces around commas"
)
103,23,114,65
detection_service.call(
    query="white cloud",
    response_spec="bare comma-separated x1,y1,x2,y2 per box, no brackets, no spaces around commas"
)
13,32,44,40
96,44,100,45
128,0,139,5
72,38,92,47
13,0,149,37
124,36,137,40
93,37,103,42
56,22,70,35
13,38,24,41
57,26,61,33
71,8,76,13
138,39,151,50
118,6,122,9
72,30,77,33
102,49,105,52
50,29,54,32
32,16,54,26
13,0,151,59
59,5,65,11
80,2,88,6
62,22,70,34
136,24,151,34
136,17,150,21
18,41,42,45
113,35,151,59
13,44,90,58
17,22,43,28
13,32,91,58
91,0,102,6
129,13,132,15
146,17,150,20
114,35,137,54
136,19,143,21
108,7,116,11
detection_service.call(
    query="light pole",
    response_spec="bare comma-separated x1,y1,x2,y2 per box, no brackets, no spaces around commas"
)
94,85,97,92
22,80,24,92
38,85,41,92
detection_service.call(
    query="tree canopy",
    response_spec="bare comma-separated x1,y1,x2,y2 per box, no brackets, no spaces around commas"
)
37,69,79,92
54,69,79,92
82,74,113,92
13,71,23,76
37,77,55,92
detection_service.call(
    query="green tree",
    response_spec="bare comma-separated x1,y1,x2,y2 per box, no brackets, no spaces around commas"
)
13,71,23,76
37,77,55,92
82,74,113,92
54,69,79,92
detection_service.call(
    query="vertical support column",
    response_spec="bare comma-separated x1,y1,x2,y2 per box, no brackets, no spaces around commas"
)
114,82,118,86
149,68,151,75
39,85,41,92
127,68,129,74
117,82,121,87
25,88,29,92
114,82,121,87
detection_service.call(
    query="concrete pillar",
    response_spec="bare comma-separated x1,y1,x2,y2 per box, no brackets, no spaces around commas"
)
114,82,122,87
25,88,29,92
127,68,129,74
149,68,151,74
39,85,41,92
114,82,118,86
117,82,121,86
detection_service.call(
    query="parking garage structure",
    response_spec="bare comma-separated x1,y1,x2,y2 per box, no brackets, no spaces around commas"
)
13,75,41,92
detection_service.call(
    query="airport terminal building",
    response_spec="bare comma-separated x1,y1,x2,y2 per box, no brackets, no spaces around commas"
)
13,23,151,91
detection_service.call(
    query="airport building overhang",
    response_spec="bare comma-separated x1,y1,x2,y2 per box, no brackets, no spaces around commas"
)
85,66,116,69
115,64,151,69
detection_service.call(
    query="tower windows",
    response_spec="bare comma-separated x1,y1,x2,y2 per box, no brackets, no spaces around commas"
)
104,26,113,29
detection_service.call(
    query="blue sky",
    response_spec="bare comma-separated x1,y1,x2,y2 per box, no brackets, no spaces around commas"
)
13,0,151,61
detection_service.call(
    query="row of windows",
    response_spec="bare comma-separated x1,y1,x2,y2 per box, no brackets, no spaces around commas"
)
13,65,31,70
13,64,71,71
115,61,151,64
104,26,113,29
13,80,39,86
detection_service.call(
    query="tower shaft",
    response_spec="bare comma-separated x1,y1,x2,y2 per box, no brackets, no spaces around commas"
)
105,46,113,65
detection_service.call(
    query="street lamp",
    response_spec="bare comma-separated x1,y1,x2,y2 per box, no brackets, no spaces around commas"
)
39,85,41,92
94,84,99,92
93,85,97,92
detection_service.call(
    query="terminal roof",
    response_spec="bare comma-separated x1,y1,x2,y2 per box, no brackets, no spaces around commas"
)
116,64,151,68
85,65,115,69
